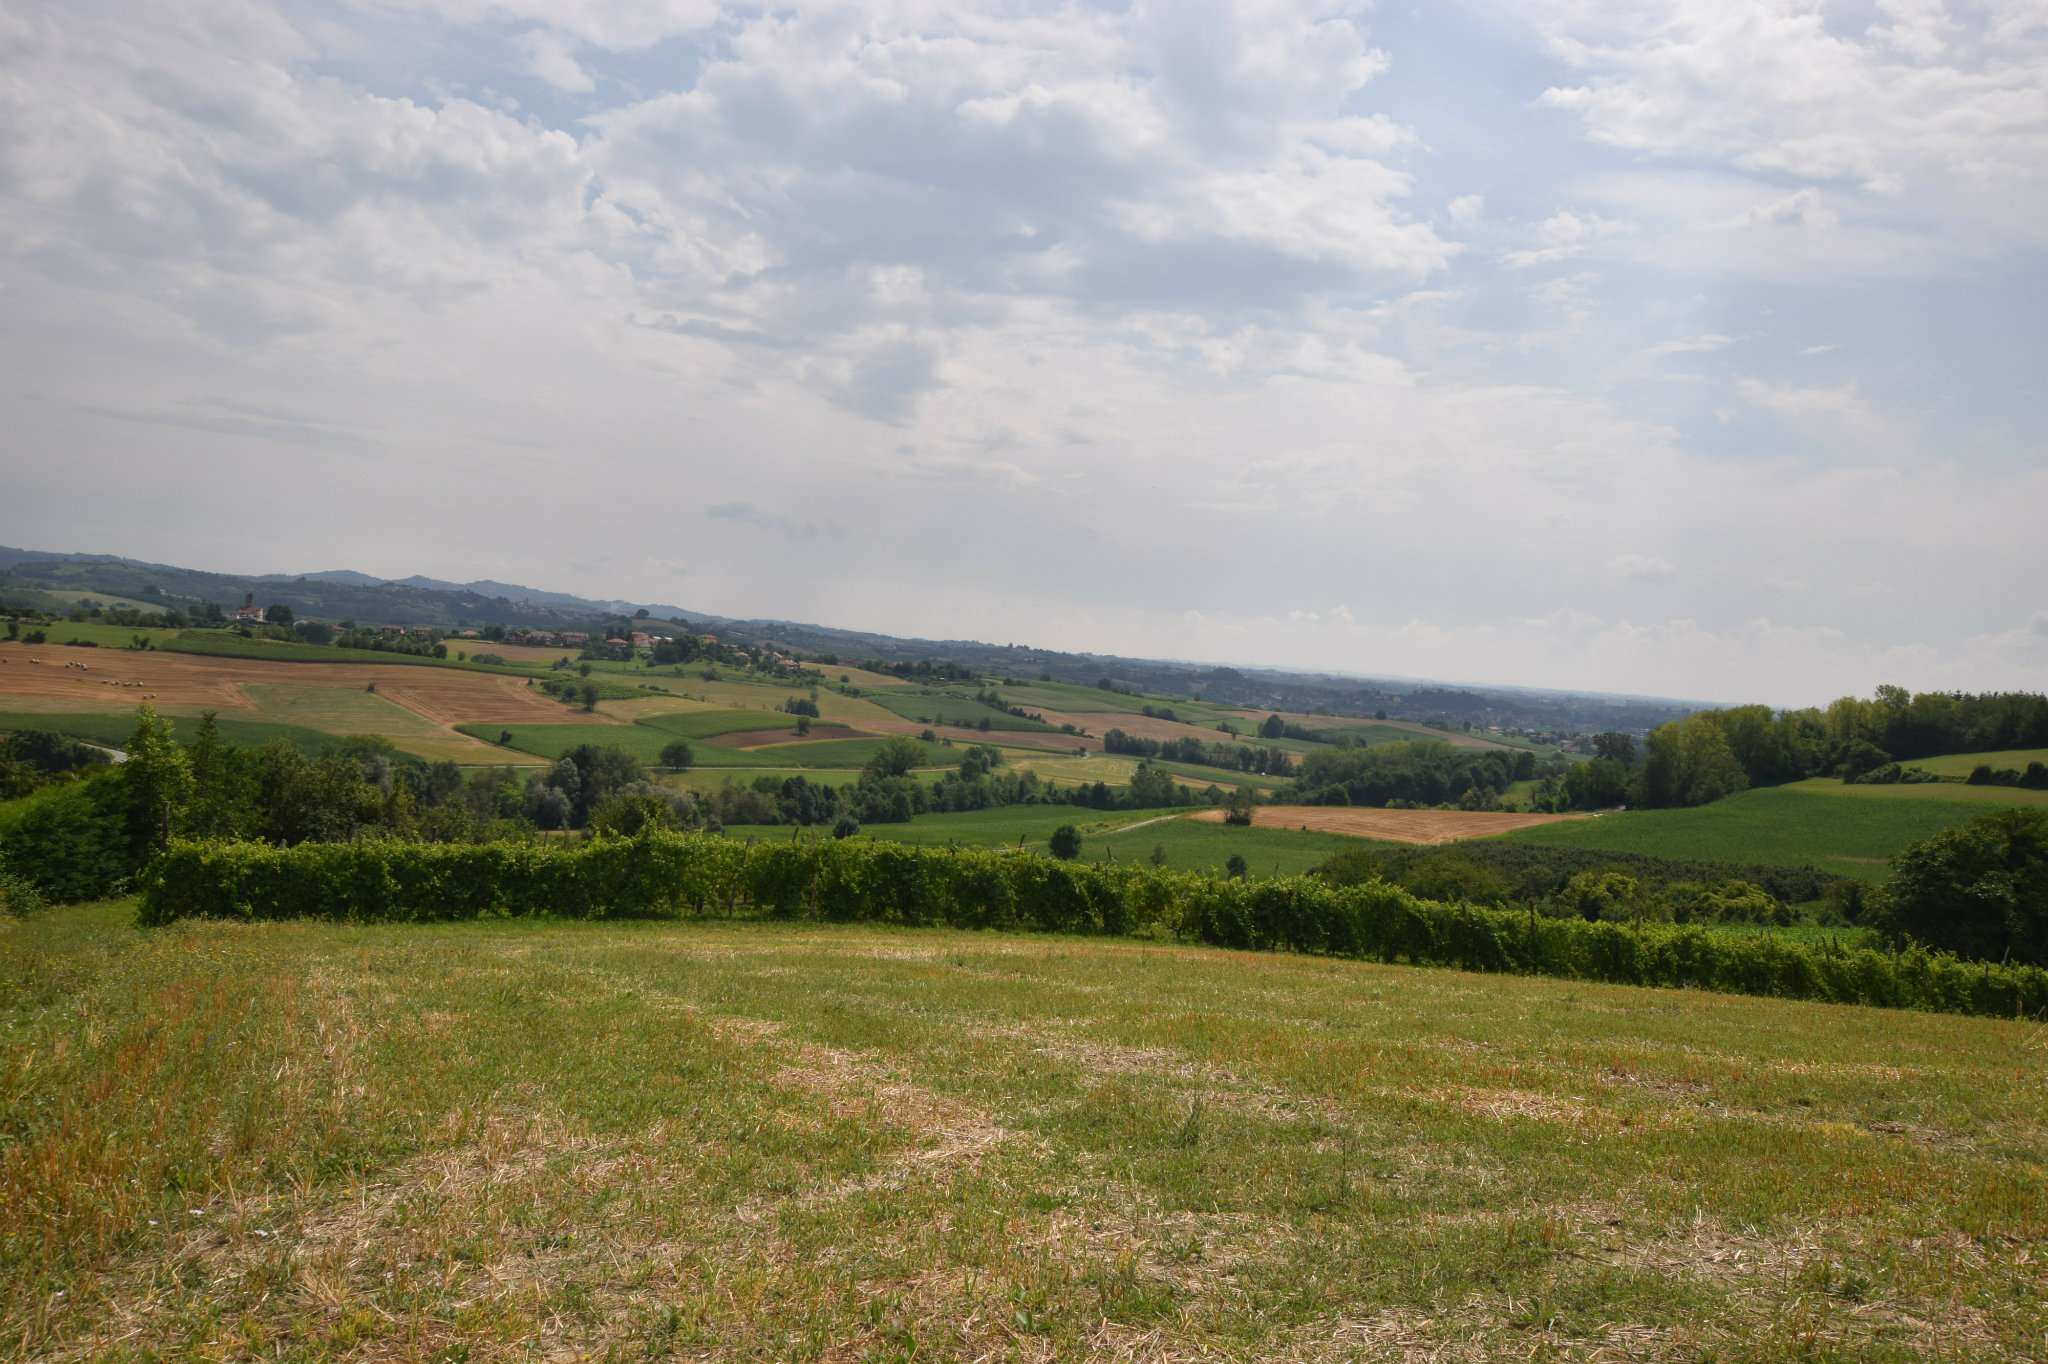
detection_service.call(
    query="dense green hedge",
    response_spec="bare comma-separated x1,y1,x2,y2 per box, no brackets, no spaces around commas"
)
138,834,2048,1020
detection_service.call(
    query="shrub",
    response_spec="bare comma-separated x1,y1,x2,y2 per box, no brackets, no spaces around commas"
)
1881,809,2048,966
135,833,2048,1019
1048,825,1082,861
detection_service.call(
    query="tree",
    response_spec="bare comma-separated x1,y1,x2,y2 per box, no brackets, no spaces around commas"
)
832,816,860,839
186,712,255,838
1048,825,1082,860
1558,870,1644,923
1260,713,1287,739
1592,732,1637,766
122,703,193,856
263,603,294,627
1882,809,2048,965
863,737,927,781
580,682,600,712
795,715,812,736
1223,787,1255,826
660,740,695,771
1225,854,1248,879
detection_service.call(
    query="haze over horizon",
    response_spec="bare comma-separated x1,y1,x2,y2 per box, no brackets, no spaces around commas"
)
4,0,2044,704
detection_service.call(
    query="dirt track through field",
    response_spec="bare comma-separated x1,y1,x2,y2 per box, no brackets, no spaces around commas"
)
0,644,594,729
1189,804,1582,845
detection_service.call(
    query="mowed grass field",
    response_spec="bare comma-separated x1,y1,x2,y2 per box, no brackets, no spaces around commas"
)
1500,782,2023,882
6,906,2044,1361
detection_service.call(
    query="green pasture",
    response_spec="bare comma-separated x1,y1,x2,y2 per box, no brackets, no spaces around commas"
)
1904,749,2048,779
631,708,795,740
867,689,1056,732
1498,782,2018,882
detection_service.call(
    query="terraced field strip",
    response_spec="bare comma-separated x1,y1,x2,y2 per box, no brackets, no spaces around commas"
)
8,907,2042,1362
1189,804,1583,845
1905,748,2048,778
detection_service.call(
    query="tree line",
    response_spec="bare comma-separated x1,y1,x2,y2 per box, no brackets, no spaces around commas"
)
1288,741,1537,809
1101,728,1296,776
1534,686,2048,812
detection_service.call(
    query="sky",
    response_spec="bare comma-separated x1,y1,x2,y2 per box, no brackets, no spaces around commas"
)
1,0,2044,706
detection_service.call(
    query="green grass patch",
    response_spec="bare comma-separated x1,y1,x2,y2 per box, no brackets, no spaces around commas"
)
632,708,796,739
1501,783,2008,882
747,806,1359,879
1906,749,2048,779
0,708,338,753
867,689,1055,731
9,896,2047,1360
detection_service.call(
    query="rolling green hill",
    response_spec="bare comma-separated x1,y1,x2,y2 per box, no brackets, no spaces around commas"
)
1498,781,2020,882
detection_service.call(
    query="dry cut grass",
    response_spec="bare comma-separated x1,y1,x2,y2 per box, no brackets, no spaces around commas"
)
3,907,2044,1362
1189,804,1584,845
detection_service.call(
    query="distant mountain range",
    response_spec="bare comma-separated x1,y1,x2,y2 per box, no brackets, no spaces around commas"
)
0,546,712,628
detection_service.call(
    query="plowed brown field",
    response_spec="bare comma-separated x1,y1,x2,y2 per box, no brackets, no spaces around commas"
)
1188,804,1581,845
0,644,595,729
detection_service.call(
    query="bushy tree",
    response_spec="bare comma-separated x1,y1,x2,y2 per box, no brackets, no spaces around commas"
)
1048,825,1082,860
863,737,928,781
1882,809,2048,965
660,740,694,770
123,704,193,856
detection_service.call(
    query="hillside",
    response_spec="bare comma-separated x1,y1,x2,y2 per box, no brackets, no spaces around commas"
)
6,905,2042,1361
0,545,1701,734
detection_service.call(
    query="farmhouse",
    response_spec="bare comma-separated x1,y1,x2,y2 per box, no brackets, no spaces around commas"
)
230,593,264,623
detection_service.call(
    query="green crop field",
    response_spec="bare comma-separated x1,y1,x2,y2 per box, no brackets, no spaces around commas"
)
735,806,1365,879
31,622,184,649
459,722,679,765
7,904,2042,1361
468,724,954,772
1499,782,2019,881
631,708,794,739
705,736,954,769
0,707,339,754
1810,776,2048,807
1906,749,2048,779
868,689,1056,731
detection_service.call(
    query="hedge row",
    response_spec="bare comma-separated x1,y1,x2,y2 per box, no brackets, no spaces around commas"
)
139,834,2048,1020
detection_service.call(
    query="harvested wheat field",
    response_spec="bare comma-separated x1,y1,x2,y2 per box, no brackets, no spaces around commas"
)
1191,803,1582,845
0,644,593,729
8,906,2044,1362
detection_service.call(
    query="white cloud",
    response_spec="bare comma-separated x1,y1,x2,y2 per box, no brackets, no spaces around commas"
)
1609,553,1676,583
1446,193,1485,228
1486,0,2048,267
1647,334,1736,359
513,29,596,93
1502,210,1631,267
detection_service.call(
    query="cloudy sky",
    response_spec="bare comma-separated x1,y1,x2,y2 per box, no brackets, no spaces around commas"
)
2,0,2044,705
